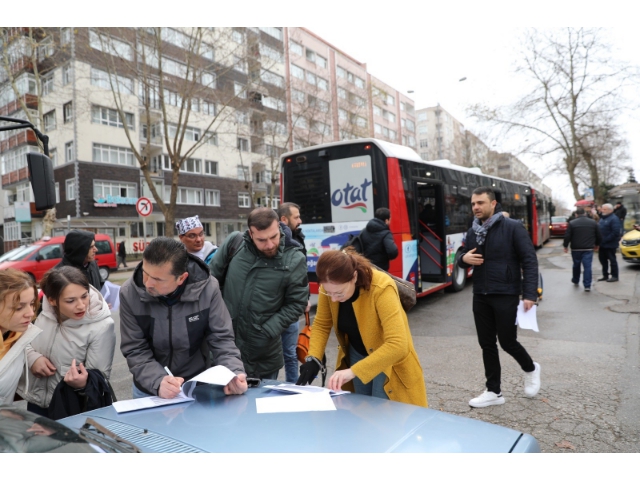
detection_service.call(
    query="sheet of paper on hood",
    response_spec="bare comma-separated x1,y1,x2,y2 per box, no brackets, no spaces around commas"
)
112,365,237,413
100,281,121,312
256,390,336,414
263,384,350,396
516,300,539,332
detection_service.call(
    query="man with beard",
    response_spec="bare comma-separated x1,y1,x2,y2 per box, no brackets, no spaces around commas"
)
119,237,247,399
209,207,308,380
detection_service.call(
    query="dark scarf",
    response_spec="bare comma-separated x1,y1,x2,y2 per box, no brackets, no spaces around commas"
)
472,212,503,245
158,282,187,306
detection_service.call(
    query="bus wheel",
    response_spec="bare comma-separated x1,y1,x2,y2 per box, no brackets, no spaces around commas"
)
446,250,467,292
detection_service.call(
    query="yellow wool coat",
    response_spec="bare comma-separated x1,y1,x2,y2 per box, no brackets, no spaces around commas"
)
308,269,427,408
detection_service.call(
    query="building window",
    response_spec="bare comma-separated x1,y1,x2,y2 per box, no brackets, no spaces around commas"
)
65,178,75,201
290,64,304,80
131,221,154,238
420,139,428,148
259,27,282,41
62,64,71,85
202,100,216,115
237,165,249,180
233,55,247,74
63,102,73,123
405,119,415,132
205,189,220,206
92,143,135,166
235,111,249,125
156,222,165,237
204,160,218,175
91,105,134,129
179,158,201,174
42,74,54,96
65,141,74,163
94,180,136,199
175,187,203,205
43,110,56,132
89,29,134,61
55,182,60,203
234,82,246,99
204,132,218,146
238,192,251,208
49,149,57,167
237,137,249,152
90,67,134,94
232,29,244,44
289,41,303,56
60,27,71,45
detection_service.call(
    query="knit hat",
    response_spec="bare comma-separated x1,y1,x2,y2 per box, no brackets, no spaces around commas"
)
176,215,203,235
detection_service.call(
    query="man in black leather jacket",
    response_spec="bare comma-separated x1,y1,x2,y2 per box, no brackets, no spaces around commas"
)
360,207,398,271
458,187,541,408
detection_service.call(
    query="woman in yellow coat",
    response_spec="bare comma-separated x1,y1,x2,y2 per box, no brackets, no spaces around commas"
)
297,248,427,407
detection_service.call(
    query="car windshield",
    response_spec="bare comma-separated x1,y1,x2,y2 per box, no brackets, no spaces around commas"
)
551,216,567,223
6,245,42,261
0,246,27,262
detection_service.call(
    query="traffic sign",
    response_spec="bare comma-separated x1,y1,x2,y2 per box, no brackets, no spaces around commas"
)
136,197,153,217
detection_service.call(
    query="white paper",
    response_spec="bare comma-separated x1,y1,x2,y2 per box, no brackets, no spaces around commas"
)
112,392,194,413
112,365,237,413
256,391,336,414
100,281,121,312
263,384,350,396
516,301,539,332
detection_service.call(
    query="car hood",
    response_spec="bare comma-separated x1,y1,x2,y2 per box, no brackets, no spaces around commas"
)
622,230,640,241
59,384,539,453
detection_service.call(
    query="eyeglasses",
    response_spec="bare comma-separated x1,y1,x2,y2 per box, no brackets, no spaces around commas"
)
183,231,205,240
319,288,346,299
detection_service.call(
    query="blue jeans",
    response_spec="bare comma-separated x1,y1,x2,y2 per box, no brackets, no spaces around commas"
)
132,382,153,399
281,320,300,383
571,250,593,288
349,345,389,400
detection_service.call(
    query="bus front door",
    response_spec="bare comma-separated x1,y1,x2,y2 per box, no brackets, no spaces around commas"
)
415,182,446,287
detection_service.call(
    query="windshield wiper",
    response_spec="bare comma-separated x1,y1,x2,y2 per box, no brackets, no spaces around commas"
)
78,418,141,453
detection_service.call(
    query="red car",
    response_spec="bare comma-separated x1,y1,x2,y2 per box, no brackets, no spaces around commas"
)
550,216,569,237
0,233,117,283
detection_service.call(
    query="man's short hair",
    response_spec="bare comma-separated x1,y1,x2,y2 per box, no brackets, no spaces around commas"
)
143,237,189,276
248,207,278,230
374,208,391,221
576,207,585,215
616,202,622,206
602,203,613,211
472,186,496,202
277,202,300,219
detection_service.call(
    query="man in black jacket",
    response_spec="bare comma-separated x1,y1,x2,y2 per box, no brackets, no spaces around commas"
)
563,207,602,291
55,230,102,291
360,207,398,271
458,187,541,408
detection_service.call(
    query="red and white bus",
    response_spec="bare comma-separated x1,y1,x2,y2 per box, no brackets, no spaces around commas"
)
280,138,551,296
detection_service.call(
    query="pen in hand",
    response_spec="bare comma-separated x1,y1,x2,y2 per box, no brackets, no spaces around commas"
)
164,366,174,376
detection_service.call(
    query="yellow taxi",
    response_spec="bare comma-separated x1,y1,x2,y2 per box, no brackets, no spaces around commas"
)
620,228,640,264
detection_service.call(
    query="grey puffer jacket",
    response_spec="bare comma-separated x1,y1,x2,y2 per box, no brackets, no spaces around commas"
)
119,255,244,396
209,229,308,378
18,286,115,409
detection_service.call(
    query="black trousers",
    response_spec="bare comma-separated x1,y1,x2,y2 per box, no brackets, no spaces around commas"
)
473,294,535,394
598,247,619,279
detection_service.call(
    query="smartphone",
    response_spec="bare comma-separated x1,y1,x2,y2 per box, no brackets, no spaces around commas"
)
246,378,261,388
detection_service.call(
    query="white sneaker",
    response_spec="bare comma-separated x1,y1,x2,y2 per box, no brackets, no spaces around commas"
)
524,362,541,397
469,390,505,408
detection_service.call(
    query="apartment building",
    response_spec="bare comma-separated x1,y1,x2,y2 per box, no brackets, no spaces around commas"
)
416,105,466,164
0,27,417,252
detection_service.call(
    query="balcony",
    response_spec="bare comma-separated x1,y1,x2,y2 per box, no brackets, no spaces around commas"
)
0,94,39,116
2,166,30,187
3,205,15,220
0,130,38,154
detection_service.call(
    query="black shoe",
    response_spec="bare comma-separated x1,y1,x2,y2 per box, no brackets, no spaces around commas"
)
606,277,619,283
597,277,608,282
584,287,591,292
572,281,579,286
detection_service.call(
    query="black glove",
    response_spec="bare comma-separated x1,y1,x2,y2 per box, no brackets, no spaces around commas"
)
296,359,321,385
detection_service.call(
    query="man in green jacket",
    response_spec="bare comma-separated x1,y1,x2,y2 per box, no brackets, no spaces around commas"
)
209,207,308,379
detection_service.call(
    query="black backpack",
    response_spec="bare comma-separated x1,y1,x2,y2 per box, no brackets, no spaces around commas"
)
341,229,364,254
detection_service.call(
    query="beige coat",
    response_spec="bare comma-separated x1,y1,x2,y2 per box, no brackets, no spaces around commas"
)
308,270,427,407
18,286,115,408
0,324,41,406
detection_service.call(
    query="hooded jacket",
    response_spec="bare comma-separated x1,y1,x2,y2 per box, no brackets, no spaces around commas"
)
0,324,42,406
209,228,308,378
119,255,244,396
18,286,115,409
360,218,398,271
458,213,539,301
56,230,103,290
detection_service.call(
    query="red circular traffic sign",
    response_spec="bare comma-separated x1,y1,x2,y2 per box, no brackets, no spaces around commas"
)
136,197,153,217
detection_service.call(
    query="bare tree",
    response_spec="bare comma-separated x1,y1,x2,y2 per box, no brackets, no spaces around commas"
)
470,28,636,203
84,27,268,235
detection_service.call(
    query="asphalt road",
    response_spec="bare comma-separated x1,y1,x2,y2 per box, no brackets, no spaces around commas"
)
20,240,640,452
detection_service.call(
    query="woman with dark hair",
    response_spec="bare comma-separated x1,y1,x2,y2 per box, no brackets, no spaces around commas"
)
0,269,41,406
297,248,427,407
18,266,115,417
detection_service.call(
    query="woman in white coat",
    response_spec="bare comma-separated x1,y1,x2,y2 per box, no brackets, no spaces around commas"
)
18,266,115,418
0,270,41,406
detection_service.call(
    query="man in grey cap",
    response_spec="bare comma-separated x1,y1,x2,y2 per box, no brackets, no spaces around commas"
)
176,215,217,263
